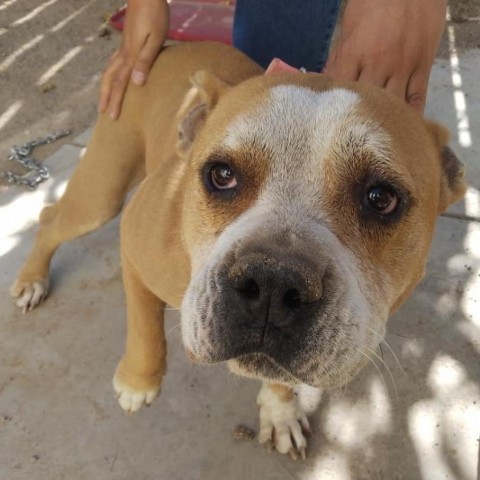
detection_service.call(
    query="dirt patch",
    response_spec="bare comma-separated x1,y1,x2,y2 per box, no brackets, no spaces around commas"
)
0,0,123,187
438,0,480,56
1,0,479,189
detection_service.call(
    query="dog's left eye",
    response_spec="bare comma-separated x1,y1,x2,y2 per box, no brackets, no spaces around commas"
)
209,163,238,191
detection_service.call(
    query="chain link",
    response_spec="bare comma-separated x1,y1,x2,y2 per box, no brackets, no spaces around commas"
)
1,130,71,190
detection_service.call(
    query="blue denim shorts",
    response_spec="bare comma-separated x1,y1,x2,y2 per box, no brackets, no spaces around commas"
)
233,0,341,72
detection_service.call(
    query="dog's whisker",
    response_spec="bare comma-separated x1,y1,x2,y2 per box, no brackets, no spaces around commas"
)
340,370,348,400
365,324,407,377
357,348,388,393
362,345,398,399
389,331,413,339
380,342,407,377
165,321,182,339
225,368,241,386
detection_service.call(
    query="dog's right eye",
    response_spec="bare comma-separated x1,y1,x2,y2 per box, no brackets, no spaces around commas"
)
204,163,238,193
365,184,398,215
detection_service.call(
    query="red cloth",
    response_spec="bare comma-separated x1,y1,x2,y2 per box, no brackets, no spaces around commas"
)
109,0,235,45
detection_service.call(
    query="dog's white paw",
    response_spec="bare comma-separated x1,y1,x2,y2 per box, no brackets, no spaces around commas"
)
10,278,49,313
113,374,160,414
257,383,311,460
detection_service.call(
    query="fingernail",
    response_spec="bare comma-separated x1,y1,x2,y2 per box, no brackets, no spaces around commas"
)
110,110,118,120
131,70,146,85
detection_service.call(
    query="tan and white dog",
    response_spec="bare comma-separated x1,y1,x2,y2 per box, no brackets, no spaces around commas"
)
11,42,466,459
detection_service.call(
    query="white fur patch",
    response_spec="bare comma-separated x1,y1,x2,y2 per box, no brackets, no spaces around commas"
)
11,278,49,313
223,86,360,157
257,382,310,458
112,374,160,414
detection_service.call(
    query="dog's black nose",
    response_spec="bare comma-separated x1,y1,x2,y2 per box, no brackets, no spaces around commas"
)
228,252,323,328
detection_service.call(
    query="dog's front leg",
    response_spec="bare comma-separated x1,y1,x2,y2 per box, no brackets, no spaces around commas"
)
113,254,167,414
257,382,312,460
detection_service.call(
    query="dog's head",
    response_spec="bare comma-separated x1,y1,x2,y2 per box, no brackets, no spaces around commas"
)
177,71,466,387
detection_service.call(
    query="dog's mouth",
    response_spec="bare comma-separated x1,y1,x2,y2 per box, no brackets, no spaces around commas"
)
227,335,374,388
184,306,360,386
228,353,301,384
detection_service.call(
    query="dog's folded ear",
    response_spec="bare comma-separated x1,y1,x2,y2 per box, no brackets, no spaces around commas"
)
425,120,467,213
176,70,230,155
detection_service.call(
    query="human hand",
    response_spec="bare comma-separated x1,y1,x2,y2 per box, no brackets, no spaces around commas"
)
324,0,447,114
99,0,169,119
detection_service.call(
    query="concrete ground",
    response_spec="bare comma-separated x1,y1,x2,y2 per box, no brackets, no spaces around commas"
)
1,6,480,480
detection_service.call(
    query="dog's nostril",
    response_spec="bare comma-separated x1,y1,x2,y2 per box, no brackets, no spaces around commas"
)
237,278,260,300
283,288,301,309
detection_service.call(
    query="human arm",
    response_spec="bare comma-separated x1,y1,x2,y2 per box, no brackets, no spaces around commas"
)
99,0,169,119
324,0,447,114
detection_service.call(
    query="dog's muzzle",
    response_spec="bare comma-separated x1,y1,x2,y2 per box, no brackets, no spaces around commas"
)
195,239,336,369
181,224,370,386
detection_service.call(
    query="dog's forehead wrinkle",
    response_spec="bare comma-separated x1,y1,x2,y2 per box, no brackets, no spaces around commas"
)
223,86,360,152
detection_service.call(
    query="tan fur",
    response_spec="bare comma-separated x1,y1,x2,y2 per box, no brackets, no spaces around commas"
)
268,383,295,402
11,42,465,418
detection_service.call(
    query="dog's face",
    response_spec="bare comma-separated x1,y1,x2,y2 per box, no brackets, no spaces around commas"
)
177,72,466,388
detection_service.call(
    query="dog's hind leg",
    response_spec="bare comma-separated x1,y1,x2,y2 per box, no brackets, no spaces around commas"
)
10,115,145,312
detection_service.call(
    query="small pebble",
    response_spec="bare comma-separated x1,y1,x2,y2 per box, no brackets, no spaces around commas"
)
233,425,256,441
98,27,111,38
39,83,56,93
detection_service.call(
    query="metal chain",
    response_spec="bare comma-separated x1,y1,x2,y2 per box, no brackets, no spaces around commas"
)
1,130,71,190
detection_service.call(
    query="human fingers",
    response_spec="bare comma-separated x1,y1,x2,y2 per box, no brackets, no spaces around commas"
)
105,57,135,119
131,33,164,86
98,49,128,113
384,75,409,101
99,49,121,114
323,46,360,81
107,31,167,118
131,2,168,85
405,68,430,114
357,67,391,88
99,0,169,119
